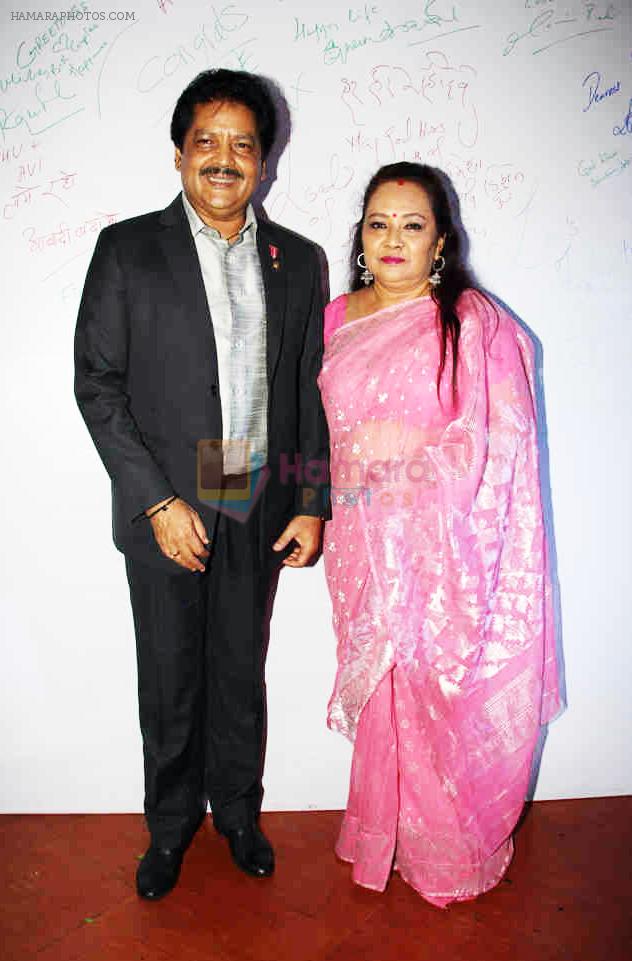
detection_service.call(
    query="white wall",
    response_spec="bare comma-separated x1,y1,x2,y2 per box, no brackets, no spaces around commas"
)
1,0,631,812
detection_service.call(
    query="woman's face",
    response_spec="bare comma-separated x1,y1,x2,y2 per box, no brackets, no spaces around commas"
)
361,180,444,291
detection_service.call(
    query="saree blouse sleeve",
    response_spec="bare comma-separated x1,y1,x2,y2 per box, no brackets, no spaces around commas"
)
324,295,348,345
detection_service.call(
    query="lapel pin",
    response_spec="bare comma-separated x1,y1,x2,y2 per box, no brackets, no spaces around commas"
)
269,243,280,270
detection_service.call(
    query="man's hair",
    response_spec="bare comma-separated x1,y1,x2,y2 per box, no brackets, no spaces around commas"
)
171,69,278,159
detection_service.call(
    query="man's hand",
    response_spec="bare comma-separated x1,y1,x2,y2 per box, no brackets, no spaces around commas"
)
272,515,323,568
147,497,210,572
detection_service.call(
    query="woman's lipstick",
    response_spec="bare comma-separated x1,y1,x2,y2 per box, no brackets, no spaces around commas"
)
381,256,405,263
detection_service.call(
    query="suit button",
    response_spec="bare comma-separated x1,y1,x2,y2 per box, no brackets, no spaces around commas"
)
209,384,218,397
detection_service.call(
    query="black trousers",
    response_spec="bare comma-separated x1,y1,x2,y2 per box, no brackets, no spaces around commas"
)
125,502,283,850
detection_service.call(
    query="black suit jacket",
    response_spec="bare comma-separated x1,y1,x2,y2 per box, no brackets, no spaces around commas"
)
75,195,330,571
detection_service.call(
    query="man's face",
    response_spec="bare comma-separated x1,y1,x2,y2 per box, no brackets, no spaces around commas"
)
175,100,266,230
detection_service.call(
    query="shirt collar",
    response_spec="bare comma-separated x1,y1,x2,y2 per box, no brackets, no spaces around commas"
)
181,192,257,244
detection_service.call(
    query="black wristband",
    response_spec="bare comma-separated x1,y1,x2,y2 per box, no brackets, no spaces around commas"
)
145,495,177,519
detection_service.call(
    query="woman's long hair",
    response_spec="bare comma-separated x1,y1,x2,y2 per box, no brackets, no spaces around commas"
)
350,162,481,401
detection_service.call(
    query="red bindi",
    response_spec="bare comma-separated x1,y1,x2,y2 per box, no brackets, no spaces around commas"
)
392,213,397,217
397,179,404,185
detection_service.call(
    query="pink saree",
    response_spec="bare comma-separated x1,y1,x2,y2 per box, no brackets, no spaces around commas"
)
318,291,560,907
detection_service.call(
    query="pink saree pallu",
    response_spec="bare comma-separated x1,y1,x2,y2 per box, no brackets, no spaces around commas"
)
318,291,561,907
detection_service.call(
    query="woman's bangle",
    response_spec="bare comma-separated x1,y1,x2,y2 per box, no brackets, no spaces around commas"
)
145,495,178,519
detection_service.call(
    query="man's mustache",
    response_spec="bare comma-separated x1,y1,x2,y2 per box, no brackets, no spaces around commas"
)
199,166,243,179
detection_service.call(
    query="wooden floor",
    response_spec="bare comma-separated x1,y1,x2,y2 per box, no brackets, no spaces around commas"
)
2,799,630,961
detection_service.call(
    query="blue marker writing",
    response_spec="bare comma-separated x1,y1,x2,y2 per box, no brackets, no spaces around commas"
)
613,98,632,136
582,70,621,111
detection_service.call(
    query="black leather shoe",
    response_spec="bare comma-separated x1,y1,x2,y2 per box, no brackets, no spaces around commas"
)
223,823,275,878
136,845,184,899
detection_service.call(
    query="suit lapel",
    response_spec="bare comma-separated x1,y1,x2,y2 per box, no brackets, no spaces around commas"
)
157,195,206,316
156,195,221,390
257,220,287,388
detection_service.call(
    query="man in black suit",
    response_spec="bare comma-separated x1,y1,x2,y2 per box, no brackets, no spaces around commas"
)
74,69,329,899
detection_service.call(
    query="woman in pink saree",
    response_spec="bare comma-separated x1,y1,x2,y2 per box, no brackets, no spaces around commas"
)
318,163,561,906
